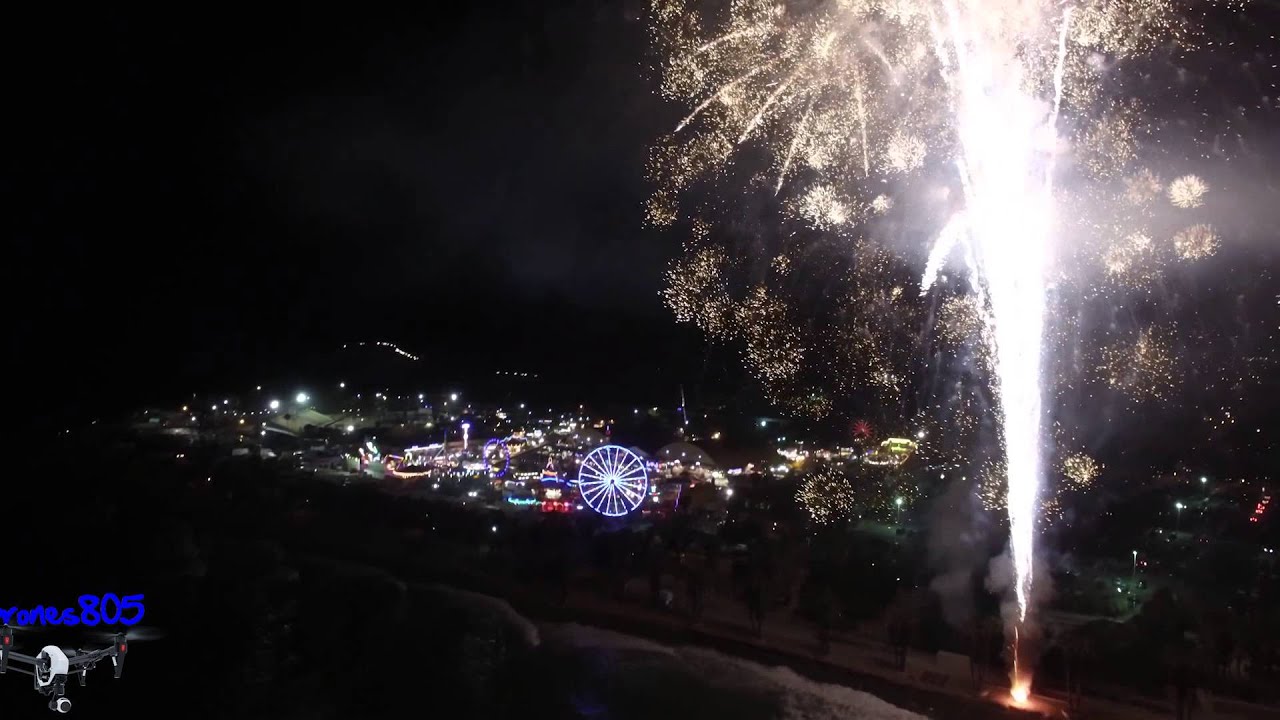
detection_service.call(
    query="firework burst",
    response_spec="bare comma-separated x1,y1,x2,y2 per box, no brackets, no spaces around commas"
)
797,466,857,525
1168,174,1209,209
1061,452,1101,490
1172,224,1219,261
649,0,1251,697
1099,327,1178,401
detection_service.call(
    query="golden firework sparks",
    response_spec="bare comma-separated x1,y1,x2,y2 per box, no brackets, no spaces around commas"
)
1123,168,1162,206
795,184,853,229
1102,231,1164,288
1062,452,1101,490
1098,327,1177,401
1168,174,1208,209
937,294,984,346
662,239,737,339
1172,224,1219,261
796,466,857,525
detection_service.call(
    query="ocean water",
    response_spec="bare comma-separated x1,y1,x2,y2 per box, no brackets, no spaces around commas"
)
422,585,927,720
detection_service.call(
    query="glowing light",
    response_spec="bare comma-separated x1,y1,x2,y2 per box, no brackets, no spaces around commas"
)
1010,683,1030,705
646,0,1238,699
1172,224,1219,261
578,445,649,517
796,467,856,525
482,438,511,478
295,393,308,404
1062,453,1101,490
1168,174,1208,208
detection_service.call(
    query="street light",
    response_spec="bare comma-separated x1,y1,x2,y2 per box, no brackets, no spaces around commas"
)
450,393,459,402
296,392,308,404
269,399,280,410
895,496,905,525
1175,501,1185,532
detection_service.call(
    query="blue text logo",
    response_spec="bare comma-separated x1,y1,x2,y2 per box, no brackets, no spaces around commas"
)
0,595,145,627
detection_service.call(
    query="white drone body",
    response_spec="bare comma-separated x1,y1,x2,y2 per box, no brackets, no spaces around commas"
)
35,646,69,688
1,625,130,713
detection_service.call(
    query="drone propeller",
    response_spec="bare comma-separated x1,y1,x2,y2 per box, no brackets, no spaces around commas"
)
2,623,55,635
83,627,166,643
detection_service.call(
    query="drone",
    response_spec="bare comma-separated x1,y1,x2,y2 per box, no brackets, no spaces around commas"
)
1,624,129,713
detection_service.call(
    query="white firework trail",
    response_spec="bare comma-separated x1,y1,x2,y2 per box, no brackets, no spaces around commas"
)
921,0,1073,696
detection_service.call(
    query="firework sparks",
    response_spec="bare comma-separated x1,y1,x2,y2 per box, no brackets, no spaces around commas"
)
663,240,737,339
795,184,853,230
1172,224,1219,261
1099,327,1177,401
1103,231,1164,288
796,466,856,525
648,0,1245,698
738,285,804,384
937,294,984,346
1123,169,1163,206
917,2,1077,650
885,131,927,174
1168,174,1209,208
1062,452,1101,490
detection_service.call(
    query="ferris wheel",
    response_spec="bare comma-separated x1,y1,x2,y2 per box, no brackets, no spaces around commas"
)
482,438,511,478
578,445,649,517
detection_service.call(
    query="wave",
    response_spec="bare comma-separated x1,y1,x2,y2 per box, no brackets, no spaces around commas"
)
541,621,927,720
681,647,928,720
421,583,541,647
541,621,679,656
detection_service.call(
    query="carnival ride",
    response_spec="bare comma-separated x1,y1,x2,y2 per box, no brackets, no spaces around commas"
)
482,438,511,478
577,445,649,517
863,437,918,467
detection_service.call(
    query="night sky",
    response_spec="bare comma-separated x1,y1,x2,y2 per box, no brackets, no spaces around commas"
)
13,1,710,421
10,1,1279,472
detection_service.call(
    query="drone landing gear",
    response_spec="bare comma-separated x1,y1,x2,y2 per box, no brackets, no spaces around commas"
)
49,697,71,714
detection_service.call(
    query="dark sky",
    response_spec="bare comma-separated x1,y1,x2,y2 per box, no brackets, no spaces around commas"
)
13,1,712,419
10,1,1278,465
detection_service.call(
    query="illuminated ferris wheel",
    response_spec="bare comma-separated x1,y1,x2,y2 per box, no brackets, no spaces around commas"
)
577,445,648,517
483,438,511,478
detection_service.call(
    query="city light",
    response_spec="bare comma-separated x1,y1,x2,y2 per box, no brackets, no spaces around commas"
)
269,400,280,410
339,382,345,388
295,392,308,404
450,393,458,402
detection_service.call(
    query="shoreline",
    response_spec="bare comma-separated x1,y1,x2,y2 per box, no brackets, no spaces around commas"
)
419,564,1047,720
